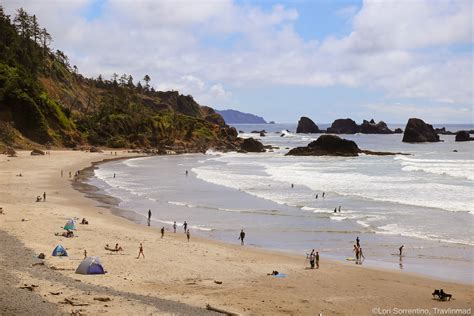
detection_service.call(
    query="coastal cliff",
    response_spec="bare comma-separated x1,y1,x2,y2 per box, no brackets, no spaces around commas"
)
0,7,239,153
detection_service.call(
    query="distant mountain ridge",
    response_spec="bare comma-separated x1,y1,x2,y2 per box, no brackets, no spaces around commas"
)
217,109,267,124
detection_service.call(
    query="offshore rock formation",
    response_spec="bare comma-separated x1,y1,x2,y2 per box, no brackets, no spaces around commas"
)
402,118,440,143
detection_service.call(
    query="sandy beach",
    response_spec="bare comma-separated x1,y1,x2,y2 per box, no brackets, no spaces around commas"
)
0,150,472,315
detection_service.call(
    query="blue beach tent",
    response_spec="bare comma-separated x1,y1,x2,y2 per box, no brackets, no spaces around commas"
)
51,245,68,256
75,256,105,275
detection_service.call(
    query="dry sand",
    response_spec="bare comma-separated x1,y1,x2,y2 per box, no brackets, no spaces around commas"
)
0,150,472,315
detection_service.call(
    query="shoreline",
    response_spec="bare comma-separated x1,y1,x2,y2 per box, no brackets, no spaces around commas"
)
86,154,473,285
0,150,472,315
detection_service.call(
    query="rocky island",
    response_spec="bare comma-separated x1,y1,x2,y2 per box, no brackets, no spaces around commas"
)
286,135,407,157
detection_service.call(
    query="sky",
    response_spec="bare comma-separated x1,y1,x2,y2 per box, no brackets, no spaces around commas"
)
3,0,473,124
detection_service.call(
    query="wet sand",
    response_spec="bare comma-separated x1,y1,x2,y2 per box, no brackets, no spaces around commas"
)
0,150,472,315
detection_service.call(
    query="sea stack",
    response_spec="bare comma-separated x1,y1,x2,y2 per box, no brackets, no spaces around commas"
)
286,135,360,156
296,117,320,133
326,118,359,134
240,137,265,152
402,118,440,143
359,119,393,134
455,130,473,142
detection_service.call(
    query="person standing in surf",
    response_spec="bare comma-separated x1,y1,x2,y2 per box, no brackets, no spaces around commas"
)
148,209,151,226
173,221,177,233
399,245,404,256
183,221,188,232
239,229,246,246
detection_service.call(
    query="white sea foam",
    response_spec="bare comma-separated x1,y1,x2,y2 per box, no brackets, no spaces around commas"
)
377,224,473,246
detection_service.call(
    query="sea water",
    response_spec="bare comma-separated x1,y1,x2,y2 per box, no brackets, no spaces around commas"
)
87,124,474,284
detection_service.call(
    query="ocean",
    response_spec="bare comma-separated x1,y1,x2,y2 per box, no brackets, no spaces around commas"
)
86,123,474,284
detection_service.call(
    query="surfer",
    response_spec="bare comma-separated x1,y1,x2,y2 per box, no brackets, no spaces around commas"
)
334,207,337,213
399,245,404,256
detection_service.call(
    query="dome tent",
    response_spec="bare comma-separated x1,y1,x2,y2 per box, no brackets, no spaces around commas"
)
75,256,105,275
52,245,68,256
63,218,76,231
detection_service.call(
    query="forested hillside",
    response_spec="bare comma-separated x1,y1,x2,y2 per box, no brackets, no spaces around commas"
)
0,7,239,152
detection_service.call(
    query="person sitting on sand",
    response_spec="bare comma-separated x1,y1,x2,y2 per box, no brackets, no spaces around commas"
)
137,243,145,259
81,218,88,225
267,270,279,275
36,196,42,202
115,243,123,251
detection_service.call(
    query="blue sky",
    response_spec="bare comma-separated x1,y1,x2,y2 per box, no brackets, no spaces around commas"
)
4,0,473,123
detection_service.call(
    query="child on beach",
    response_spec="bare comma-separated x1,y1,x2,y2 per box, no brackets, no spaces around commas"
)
186,229,190,242
137,243,145,259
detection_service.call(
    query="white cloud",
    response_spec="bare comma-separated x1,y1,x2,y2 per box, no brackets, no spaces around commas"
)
2,0,472,114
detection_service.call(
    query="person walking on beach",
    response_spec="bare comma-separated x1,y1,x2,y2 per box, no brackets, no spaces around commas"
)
173,221,177,233
316,251,320,269
183,221,188,232
43,192,46,202
161,227,165,238
84,249,87,259
356,236,360,248
147,209,151,226
239,229,246,246
399,245,404,256
186,229,190,242
137,243,145,259
308,249,316,269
